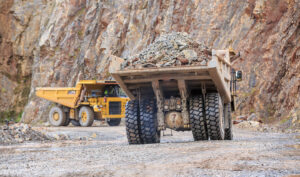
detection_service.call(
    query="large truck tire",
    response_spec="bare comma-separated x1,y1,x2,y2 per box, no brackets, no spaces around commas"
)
125,100,142,144
205,93,225,140
79,106,94,127
140,99,160,144
49,106,67,126
62,117,70,126
224,103,233,140
189,95,208,141
63,111,70,126
107,118,121,126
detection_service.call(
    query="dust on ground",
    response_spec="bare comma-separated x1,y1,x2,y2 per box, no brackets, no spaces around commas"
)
0,125,299,177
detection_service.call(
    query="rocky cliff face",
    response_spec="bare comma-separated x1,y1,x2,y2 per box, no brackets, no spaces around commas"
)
0,0,39,120
0,0,299,125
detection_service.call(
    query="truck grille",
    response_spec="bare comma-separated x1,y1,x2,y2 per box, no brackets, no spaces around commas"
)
109,102,121,115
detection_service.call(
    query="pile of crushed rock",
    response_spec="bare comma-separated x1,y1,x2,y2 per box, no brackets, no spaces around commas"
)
0,123,53,145
121,32,212,69
233,113,299,133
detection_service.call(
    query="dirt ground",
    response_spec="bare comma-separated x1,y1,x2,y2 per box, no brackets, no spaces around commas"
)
0,124,299,177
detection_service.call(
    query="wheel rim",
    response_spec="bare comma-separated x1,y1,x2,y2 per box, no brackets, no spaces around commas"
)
81,112,87,123
53,112,59,121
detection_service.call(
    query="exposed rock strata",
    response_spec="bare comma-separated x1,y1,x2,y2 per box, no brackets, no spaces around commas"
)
0,0,298,125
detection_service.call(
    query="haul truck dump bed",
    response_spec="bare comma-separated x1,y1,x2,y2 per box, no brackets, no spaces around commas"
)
111,49,241,144
36,80,129,127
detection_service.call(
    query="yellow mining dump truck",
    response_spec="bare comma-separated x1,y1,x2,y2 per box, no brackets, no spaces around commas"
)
36,80,129,127
111,50,242,144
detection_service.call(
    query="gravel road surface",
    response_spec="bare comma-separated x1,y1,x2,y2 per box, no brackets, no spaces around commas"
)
0,125,299,177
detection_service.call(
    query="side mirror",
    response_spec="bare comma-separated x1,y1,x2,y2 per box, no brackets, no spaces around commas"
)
236,71,242,81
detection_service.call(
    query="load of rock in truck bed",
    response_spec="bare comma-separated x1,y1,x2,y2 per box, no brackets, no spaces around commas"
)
121,32,212,69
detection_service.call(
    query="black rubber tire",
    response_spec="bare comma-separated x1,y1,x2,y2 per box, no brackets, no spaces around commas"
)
189,95,208,141
49,106,66,126
79,106,94,127
140,99,160,144
62,116,70,126
125,100,142,144
224,103,233,140
205,93,225,140
71,120,80,126
107,118,121,126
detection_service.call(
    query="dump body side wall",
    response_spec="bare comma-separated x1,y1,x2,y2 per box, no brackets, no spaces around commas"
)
111,49,232,103
36,87,82,108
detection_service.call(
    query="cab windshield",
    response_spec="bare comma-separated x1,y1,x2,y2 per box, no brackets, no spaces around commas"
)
103,85,127,97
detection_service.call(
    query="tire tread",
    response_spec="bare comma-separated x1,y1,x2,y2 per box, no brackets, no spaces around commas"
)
140,99,160,144
125,100,142,144
189,95,208,141
205,93,224,140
